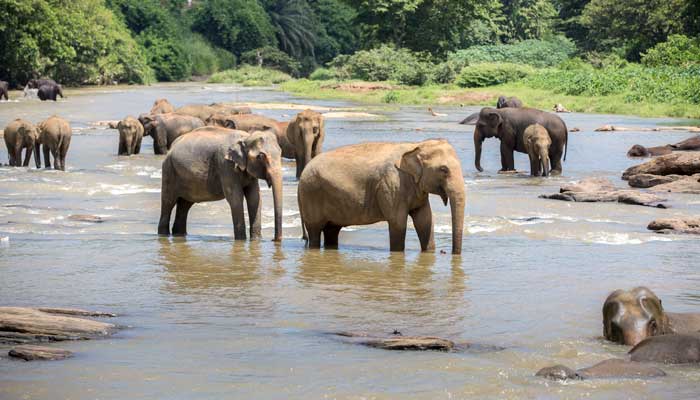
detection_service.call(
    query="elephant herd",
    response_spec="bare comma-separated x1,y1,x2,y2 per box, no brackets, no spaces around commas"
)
0,78,64,101
3,116,72,170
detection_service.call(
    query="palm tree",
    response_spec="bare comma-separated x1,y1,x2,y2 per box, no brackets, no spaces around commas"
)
265,0,317,58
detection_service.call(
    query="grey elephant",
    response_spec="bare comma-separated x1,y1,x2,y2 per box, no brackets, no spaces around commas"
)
603,287,700,346
117,116,144,156
0,80,8,101
497,95,523,109
523,124,551,176
37,83,64,101
150,98,174,114
159,127,283,241
37,116,72,170
474,107,568,175
298,139,465,254
628,135,700,157
3,119,39,167
175,103,249,121
25,78,57,89
139,113,204,154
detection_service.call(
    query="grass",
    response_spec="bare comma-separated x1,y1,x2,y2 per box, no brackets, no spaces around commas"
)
208,66,292,86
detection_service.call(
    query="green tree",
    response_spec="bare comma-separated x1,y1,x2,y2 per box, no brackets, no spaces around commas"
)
552,0,589,46
500,0,558,41
308,0,359,62
264,0,318,59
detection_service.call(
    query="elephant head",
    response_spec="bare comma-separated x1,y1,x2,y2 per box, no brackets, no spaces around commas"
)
151,99,174,114
474,108,502,172
627,145,650,157
288,109,324,176
206,113,237,129
226,131,284,241
603,287,671,346
496,96,508,109
396,140,465,254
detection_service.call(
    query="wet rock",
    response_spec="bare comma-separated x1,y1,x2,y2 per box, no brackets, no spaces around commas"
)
627,174,682,188
629,334,700,364
650,175,700,194
541,177,667,208
569,127,580,132
37,307,116,318
68,214,105,223
622,152,700,179
560,177,616,193
0,307,116,344
647,217,700,235
329,331,501,353
577,359,666,379
9,345,73,361
536,365,581,381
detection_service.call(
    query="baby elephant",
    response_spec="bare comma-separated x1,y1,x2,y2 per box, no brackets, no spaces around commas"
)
523,124,551,176
3,119,39,167
603,287,700,346
37,116,72,170
117,116,144,156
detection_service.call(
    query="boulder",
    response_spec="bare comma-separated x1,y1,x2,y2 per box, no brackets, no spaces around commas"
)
629,334,700,364
535,365,581,380
9,345,73,361
647,217,700,235
541,177,667,208
560,177,616,193
0,307,116,344
623,152,700,180
627,174,682,188
329,331,502,353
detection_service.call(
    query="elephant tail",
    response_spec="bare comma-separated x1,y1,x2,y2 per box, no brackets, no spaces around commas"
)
563,123,568,162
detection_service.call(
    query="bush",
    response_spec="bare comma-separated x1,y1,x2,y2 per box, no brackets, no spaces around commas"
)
181,33,236,77
383,91,400,103
240,47,302,77
138,33,190,81
456,63,534,87
330,45,431,85
430,61,458,84
642,35,700,67
448,37,576,69
309,68,335,80
208,66,292,86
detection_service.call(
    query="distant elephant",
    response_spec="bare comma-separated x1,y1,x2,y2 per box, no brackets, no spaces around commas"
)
140,113,204,154
627,144,672,157
158,127,283,241
603,287,700,346
3,119,39,167
671,135,700,151
150,99,174,114
175,104,217,121
117,116,144,156
37,116,72,170
523,124,551,176
0,80,8,100
210,103,251,115
25,78,57,89
497,96,522,109
298,139,465,254
474,107,568,175
37,84,63,101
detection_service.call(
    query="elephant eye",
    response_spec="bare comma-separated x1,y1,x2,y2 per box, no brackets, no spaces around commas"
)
649,319,658,334
440,166,449,174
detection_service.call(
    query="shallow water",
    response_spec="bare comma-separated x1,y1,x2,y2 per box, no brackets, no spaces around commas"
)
1,83,699,399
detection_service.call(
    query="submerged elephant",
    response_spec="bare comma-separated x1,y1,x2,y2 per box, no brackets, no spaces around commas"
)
497,96,522,109
150,99,174,114
523,124,551,176
628,135,700,157
0,80,8,100
603,287,700,346
159,127,283,241
37,116,72,170
117,116,144,156
474,107,568,175
37,84,63,101
298,139,465,254
3,119,39,167
140,113,204,154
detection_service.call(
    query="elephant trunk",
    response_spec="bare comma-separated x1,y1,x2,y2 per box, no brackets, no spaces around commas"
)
474,127,484,172
270,169,283,242
447,171,466,255
541,150,550,177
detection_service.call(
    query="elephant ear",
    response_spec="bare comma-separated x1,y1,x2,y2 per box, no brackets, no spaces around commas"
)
287,117,301,145
225,139,248,171
224,118,237,129
485,111,501,128
395,147,423,184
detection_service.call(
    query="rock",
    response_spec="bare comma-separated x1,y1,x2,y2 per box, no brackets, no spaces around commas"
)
67,214,105,223
9,345,73,361
577,359,666,379
648,217,700,235
627,174,681,188
536,365,581,381
569,127,580,132
622,152,700,179
560,177,616,193
37,307,116,318
361,336,455,351
541,177,667,208
0,307,116,344
651,176,700,194
629,334,700,364
322,112,380,119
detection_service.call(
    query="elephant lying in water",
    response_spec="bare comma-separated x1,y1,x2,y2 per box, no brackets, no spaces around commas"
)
159,127,283,241
627,135,700,157
3,119,39,167
298,139,465,254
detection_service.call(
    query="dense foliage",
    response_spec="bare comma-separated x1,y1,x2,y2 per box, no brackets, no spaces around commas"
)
448,37,576,68
456,63,534,87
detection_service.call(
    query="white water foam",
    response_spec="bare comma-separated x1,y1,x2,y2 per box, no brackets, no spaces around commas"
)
88,183,160,196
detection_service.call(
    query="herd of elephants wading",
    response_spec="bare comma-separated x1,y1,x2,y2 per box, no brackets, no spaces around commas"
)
2,83,700,380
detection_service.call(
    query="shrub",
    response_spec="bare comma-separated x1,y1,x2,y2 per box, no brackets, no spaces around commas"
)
456,63,534,87
430,61,458,84
240,46,301,77
448,37,576,69
138,33,190,81
383,91,400,103
181,34,232,76
330,45,431,85
309,68,335,81
208,66,292,86
642,35,700,67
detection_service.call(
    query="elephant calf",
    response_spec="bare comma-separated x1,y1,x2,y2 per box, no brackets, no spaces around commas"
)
496,95,523,109
37,83,64,101
298,139,466,254
523,124,551,176
150,98,174,114
159,127,283,241
140,113,204,154
0,80,8,101
3,119,39,167
37,116,72,170
117,116,144,156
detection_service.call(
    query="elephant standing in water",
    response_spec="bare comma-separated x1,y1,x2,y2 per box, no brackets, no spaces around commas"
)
474,107,568,175
117,116,144,156
25,78,57,90
159,127,283,241
139,113,204,154
298,139,465,254
150,99,174,114
37,84,63,101
523,124,551,176
0,81,8,100
37,116,72,170
3,119,39,167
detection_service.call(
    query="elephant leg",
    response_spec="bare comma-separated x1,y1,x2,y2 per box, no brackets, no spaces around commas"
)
225,185,247,240
549,145,563,175
388,219,408,252
43,144,51,169
244,182,262,240
500,144,515,171
51,147,60,170
172,198,194,236
13,143,23,166
118,138,126,156
22,147,32,167
58,137,70,171
306,223,322,248
7,146,15,166
322,224,342,249
410,203,435,252
134,137,142,154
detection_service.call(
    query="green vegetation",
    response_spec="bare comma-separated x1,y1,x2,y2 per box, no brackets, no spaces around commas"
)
208,66,292,86
448,37,577,68
456,63,534,88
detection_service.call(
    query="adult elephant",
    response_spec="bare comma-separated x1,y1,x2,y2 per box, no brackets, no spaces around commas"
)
603,287,700,346
474,107,568,175
37,84,64,101
25,78,57,89
298,139,465,254
37,116,72,170
0,80,8,100
150,99,174,114
140,113,204,154
159,127,283,241
459,95,523,125
3,119,39,167
117,116,144,156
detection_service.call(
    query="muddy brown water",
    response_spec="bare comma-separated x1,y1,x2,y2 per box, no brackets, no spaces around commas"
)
1,83,699,399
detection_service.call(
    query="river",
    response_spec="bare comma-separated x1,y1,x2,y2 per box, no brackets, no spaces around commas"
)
1,83,699,399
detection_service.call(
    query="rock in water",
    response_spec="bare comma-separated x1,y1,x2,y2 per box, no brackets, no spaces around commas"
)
629,334,700,364
0,307,116,344
361,336,455,351
37,307,116,317
68,214,105,223
535,365,581,381
9,345,73,361
577,359,666,379
648,217,700,235
623,152,700,179
540,177,667,208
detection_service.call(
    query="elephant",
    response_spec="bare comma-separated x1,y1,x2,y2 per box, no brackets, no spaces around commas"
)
150,98,174,114
628,135,700,157
628,333,700,364
3,119,39,167
210,103,251,115
523,124,551,176
25,78,57,89
175,103,249,122
37,84,63,101
0,80,8,100
298,139,465,254
473,107,568,175
603,287,700,346
158,127,283,241
139,113,204,154
117,116,144,156
37,116,72,170
497,95,523,109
